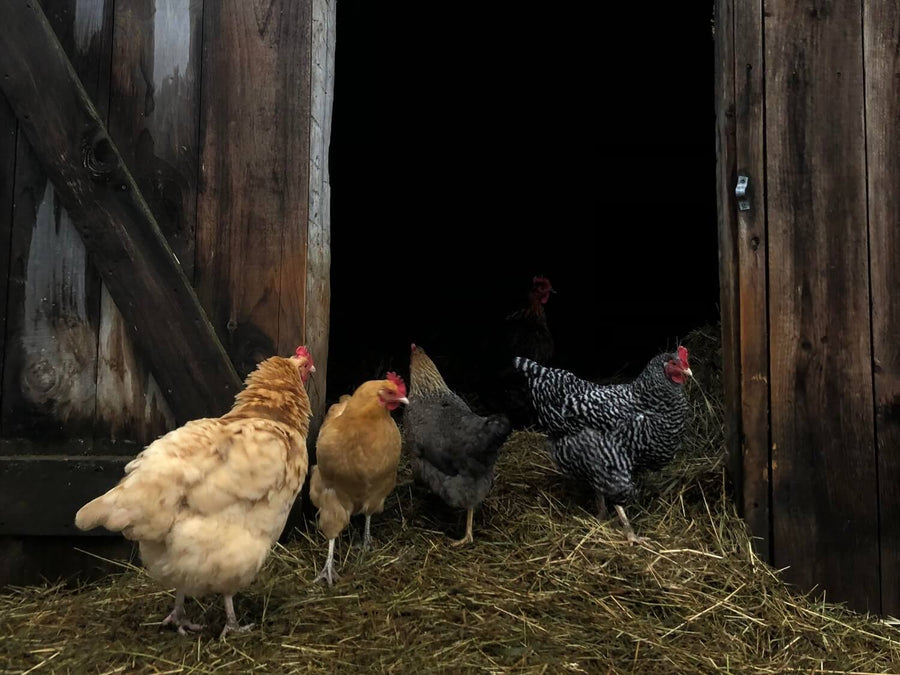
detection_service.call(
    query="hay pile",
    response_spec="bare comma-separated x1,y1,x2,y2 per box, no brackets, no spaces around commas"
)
2,326,899,674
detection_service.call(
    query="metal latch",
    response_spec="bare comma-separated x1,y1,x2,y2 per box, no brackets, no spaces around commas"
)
735,175,750,211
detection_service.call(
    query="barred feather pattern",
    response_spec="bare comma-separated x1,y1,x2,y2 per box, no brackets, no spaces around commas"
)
512,353,689,505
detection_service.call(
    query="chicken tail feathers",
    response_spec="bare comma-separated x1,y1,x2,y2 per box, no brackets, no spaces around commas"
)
485,414,512,445
475,414,513,468
309,465,350,540
512,356,533,368
512,356,544,378
74,487,132,533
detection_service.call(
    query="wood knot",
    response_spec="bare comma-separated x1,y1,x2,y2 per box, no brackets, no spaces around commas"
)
82,133,118,180
22,358,58,399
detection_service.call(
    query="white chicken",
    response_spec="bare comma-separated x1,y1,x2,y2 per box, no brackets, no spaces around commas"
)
74,346,315,638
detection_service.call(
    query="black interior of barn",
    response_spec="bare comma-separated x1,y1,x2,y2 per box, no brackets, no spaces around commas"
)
326,3,719,408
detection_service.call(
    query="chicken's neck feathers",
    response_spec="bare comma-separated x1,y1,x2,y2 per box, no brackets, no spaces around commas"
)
506,301,546,324
629,355,686,406
340,383,394,421
409,359,450,397
221,357,312,433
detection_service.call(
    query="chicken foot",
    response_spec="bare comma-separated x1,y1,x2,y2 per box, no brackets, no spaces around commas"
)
451,508,474,547
161,590,205,635
613,504,651,546
219,595,254,640
314,538,340,586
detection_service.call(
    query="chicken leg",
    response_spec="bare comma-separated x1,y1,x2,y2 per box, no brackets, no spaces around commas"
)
161,590,204,635
614,504,650,546
451,508,474,547
595,493,609,521
362,514,374,551
314,538,340,586
219,595,254,640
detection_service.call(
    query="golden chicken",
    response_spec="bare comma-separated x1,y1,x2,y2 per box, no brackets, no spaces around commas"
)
309,372,408,585
74,346,316,639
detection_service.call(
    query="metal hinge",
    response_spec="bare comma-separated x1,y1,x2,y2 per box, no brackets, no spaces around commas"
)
735,175,750,211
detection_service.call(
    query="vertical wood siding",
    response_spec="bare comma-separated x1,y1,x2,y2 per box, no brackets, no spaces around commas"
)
766,0,878,613
0,96,17,416
865,0,900,617
0,0,112,444
99,0,204,444
306,0,335,429
0,0,332,537
734,0,770,563
713,0,741,547
195,0,313,378
721,0,893,614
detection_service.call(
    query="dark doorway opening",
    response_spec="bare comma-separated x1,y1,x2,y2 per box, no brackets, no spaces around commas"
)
327,3,719,403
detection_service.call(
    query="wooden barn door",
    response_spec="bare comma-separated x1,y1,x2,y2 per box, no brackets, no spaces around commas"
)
0,0,334,556
716,0,900,615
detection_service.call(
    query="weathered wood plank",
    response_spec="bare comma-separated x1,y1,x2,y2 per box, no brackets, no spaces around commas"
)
0,455,132,535
196,0,313,377
98,0,204,444
733,0,770,562
1,181,101,439
713,0,741,527
108,0,200,279
289,0,335,528
0,94,16,428
96,287,175,445
1,0,113,441
0,0,242,425
0,535,135,587
305,0,335,429
0,437,142,457
766,3,879,612
865,0,900,617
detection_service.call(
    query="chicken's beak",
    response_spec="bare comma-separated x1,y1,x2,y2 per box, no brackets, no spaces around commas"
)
397,396,409,405
684,368,693,378
309,364,317,373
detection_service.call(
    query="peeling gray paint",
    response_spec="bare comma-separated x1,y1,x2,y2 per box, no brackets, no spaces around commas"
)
21,184,96,420
152,0,191,91
74,0,106,55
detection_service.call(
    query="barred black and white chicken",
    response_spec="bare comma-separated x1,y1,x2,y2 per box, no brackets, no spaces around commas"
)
403,343,512,546
513,346,692,544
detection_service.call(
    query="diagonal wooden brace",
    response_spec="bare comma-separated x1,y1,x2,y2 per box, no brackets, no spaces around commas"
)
0,0,242,423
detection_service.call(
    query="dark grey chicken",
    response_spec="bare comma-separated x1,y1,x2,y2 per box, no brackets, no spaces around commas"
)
513,346,692,544
403,343,512,545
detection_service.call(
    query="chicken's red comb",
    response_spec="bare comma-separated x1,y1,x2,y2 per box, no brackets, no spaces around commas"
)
295,345,313,363
386,371,407,397
678,345,689,367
